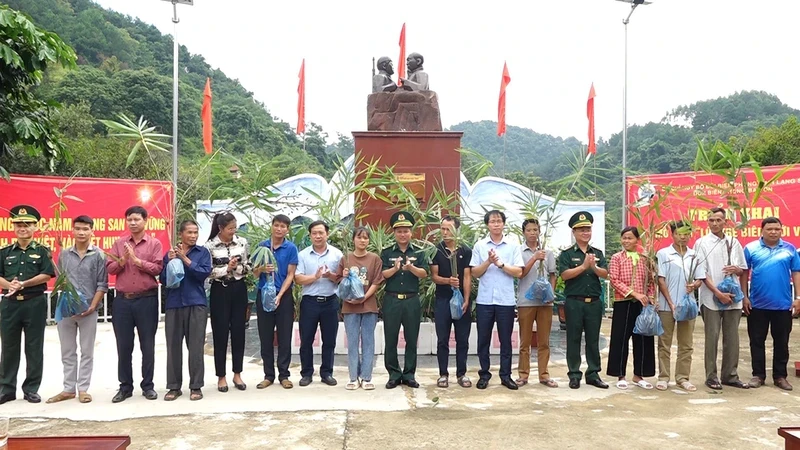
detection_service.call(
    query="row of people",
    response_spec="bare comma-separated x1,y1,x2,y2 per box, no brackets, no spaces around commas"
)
607,211,800,392
1,203,796,405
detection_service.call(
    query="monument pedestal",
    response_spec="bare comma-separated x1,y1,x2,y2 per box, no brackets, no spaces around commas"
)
352,131,463,228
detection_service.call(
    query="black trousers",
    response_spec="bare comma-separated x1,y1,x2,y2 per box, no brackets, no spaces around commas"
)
434,296,471,378
257,289,294,381
747,308,793,380
209,280,248,377
476,304,515,381
299,295,339,379
606,300,655,378
112,294,159,393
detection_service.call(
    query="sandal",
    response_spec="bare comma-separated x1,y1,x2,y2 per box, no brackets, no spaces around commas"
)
346,381,359,390
656,381,668,391
164,389,182,401
678,381,697,392
457,376,472,388
280,379,293,389
46,392,76,404
616,380,629,390
78,392,92,403
632,379,653,390
362,381,375,390
515,378,529,387
705,379,723,390
190,389,203,401
540,379,558,388
437,376,449,388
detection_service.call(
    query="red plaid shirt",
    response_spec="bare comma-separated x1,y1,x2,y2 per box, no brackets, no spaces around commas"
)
609,251,655,301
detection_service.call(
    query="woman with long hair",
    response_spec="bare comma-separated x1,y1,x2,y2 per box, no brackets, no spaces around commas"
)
205,212,251,392
607,226,656,390
335,227,383,390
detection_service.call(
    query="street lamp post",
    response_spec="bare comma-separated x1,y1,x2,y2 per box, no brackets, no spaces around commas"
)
161,0,193,227
616,0,651,228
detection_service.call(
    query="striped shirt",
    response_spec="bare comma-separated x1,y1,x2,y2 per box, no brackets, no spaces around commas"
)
205,235,251,281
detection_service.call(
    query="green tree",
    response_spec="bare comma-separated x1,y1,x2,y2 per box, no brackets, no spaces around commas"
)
742,116,800,166
0,4,77,179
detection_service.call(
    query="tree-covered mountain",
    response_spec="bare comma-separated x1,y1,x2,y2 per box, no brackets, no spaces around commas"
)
2,0,346,179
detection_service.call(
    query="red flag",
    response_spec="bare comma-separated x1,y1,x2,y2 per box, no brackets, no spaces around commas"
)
297,59,305,135
497,62,511,137
587,83,596,155
397,23,406,87
201,77,213,155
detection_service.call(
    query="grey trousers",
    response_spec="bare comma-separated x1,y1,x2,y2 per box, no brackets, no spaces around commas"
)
701,305,742,383
56,311,98,393
165,305,207,390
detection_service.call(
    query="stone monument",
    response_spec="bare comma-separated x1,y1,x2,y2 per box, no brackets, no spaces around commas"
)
356,49,461,227
366,51,442,132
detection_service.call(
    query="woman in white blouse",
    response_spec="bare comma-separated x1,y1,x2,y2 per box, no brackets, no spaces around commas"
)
205,212,251,393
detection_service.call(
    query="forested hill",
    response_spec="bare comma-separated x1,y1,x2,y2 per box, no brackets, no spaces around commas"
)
451,91,800,185
3,0,346,179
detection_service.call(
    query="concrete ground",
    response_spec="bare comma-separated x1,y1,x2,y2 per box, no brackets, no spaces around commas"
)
3,318,800,449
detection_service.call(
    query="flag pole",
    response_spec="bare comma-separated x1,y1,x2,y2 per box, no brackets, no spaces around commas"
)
502,133,507,177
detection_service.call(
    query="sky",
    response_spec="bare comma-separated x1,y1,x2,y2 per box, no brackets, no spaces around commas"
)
94,0,800,144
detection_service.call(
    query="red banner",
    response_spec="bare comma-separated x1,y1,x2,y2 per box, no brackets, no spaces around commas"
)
627,165,800,250
0,175,173,288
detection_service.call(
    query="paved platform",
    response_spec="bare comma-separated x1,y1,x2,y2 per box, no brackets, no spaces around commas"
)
3,319,799,449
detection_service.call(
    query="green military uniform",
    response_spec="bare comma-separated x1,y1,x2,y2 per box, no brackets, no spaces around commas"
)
381,211,429,383
557,211,607,385
0,205,55,401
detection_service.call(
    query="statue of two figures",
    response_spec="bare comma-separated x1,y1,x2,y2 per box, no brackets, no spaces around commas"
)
367,52,440,131
372,53,429,93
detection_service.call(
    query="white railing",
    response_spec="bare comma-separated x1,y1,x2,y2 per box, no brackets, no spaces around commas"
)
39,288,166,325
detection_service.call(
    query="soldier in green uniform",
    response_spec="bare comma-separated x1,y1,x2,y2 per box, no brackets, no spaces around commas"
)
557,211,609,390
381,211,428,389
0,205,56,404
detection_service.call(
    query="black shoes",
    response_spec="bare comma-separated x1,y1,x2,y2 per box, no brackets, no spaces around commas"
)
112,390,132,403
22,392,41,403
299,376,313,387
476,379,490,390
142,389,158,400
569,379,580,389
586,379,609,389
385,379,400,389
321,376,338,386
0,393,16,405
500,378,519,390
234,382,247,391
402,379,420,388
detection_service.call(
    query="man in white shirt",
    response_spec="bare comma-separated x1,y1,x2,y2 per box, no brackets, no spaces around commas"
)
696,208,749,390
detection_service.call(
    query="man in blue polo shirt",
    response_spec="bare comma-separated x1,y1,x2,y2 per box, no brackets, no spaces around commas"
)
742,217,800,391
254,214,299,389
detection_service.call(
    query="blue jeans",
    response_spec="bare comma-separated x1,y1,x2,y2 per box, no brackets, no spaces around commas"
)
476,304,515,381
343,313,378,382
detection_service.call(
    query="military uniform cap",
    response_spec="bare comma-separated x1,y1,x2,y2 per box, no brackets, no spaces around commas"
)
569,211,593,229
390,211,414,228
10,205,41,223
